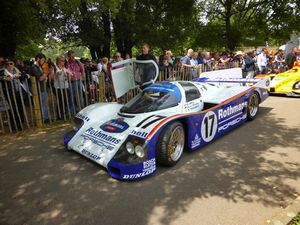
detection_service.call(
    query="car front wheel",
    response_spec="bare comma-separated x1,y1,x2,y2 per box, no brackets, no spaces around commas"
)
156,121,185,166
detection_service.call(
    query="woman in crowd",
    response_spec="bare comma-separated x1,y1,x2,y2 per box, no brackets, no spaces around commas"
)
53,55,70,119
165,50,174,66
232,51,245,69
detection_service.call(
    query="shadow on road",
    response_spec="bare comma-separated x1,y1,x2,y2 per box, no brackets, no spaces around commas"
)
0,106,299,225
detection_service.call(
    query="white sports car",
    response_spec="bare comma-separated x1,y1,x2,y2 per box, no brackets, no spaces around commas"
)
64,60,269,180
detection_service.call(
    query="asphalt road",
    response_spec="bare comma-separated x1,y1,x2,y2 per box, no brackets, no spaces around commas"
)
0,96,300,225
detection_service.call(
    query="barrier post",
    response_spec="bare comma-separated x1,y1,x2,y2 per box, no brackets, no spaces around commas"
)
30,76,43,128
198,64,203,77
159,70,163,81
98,72,105,102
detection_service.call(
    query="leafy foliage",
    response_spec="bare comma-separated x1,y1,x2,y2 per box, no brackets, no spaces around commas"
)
1,0,300,58
291,212,300,225
0,0,46,58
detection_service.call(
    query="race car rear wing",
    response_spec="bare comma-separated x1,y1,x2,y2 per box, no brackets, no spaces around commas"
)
109,59,159,98
194,77,270,88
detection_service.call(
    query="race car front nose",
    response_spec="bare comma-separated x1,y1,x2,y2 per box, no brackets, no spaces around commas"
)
106,135,155,180
64,117,84,146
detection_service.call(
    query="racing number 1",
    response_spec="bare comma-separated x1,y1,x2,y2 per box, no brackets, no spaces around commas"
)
201,111,218,142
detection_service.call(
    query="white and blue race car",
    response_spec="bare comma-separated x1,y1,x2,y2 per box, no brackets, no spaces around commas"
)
64,60,269,180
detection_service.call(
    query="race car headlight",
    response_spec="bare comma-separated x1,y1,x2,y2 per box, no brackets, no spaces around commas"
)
64,117,84,146
126,142,135,154
113,135,148,164
135,145,145,158
72,117,84,131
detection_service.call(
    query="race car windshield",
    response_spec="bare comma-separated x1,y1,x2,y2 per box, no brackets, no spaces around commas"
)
120,90,179,114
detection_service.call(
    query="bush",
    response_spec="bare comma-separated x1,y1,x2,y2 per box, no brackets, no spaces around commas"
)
291,213,300,225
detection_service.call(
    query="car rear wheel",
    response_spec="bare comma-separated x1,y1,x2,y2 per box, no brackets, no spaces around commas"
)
247,92,259,121
156,121,185,166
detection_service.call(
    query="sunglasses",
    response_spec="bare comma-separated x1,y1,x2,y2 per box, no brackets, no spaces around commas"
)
5,62,14,65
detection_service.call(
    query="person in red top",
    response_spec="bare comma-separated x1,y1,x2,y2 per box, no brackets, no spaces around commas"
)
65,50,85,113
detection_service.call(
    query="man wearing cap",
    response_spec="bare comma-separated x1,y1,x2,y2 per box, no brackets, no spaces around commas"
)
1,58,24,130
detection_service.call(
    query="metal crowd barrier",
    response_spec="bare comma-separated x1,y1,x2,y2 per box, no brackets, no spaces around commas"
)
0,64,204,133
0,71,103,133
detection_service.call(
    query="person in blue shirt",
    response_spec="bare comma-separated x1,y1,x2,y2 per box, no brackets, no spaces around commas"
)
180,49,194,68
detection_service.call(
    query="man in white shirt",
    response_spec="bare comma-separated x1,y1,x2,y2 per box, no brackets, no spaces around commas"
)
257,48,268,74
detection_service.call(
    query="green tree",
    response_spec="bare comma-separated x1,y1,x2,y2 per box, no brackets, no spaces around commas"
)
112,0,136,57
44,0,122,60
197,0,300,50
0,0,45,58
112,0,196,57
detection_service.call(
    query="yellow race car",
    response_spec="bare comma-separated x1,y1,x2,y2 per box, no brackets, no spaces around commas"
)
256,66,300,96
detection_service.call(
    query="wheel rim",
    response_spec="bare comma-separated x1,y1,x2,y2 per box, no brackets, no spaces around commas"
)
249,93,259,117
293,81,300,90
168,126,184,161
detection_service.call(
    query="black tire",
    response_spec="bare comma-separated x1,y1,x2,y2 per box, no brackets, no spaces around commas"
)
247,92,259,121
156,121,185,166
292,81,300,94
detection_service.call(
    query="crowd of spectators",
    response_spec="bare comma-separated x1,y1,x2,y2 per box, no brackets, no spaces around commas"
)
0,45,299,131
175,47,300,79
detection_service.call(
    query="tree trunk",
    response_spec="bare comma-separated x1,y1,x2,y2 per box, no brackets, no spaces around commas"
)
89,47,97,60
224,1,236,51
0,31,17,58
102,11,111,58
95,48,103,59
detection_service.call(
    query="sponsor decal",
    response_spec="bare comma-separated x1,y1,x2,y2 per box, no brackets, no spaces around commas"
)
184,101,200,111
123,168,155,179
80,134,114,150
76,113,90,122
100,119,129,133
191,133,201,148
218,102,247,120
218,114,247,132
84,127,121,145
131,130,148,139
123,159,156,179
143,158,156,169
81,148,101,161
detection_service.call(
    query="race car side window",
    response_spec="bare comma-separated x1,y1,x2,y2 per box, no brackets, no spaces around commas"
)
179,82,201,102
